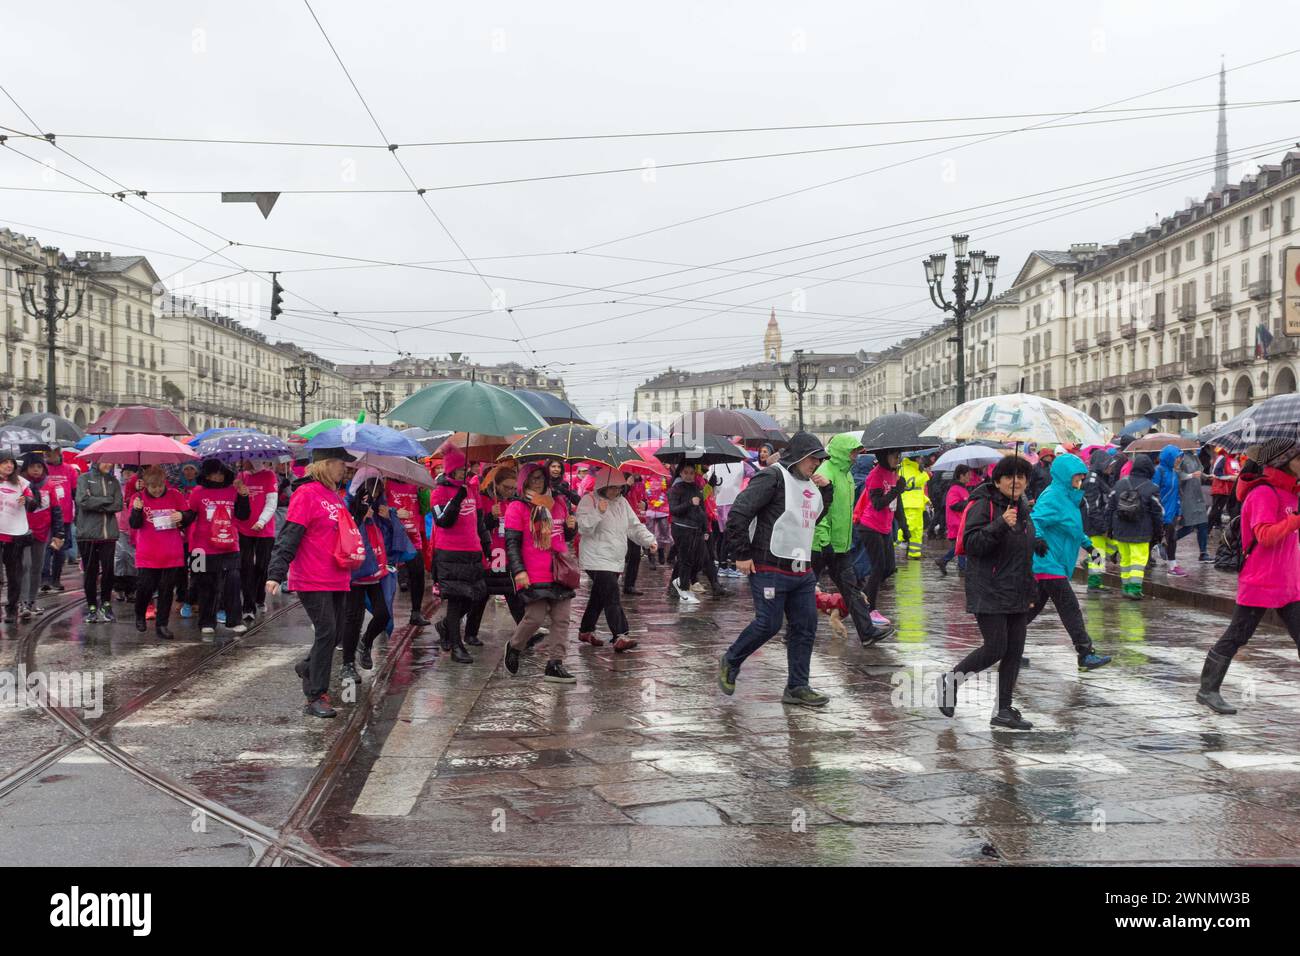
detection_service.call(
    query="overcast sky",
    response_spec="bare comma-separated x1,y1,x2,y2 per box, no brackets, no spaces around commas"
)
2,1,1296,419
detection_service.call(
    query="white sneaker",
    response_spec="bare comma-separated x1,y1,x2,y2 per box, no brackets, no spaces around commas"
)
231,624,248,635
676,584,700,604
201,626,215,635
690,581,707,593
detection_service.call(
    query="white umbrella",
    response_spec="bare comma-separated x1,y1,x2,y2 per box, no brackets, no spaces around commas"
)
931,444,1009,471
347,452,436,489
923,393,1110,447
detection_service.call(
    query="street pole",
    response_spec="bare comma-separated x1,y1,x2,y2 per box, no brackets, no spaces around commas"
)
17,247,87,415
782,349,820,433
363,386,394,424
925,235,998,406
285,364,321,427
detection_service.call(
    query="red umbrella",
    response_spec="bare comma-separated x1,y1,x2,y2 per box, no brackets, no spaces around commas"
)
88,405,189,436
621,444,670,477
77,433,198,466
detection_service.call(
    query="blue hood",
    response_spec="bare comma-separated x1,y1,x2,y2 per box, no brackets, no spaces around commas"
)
1154,443,1182,522
1158,444,1181,470
1030,453,1090,578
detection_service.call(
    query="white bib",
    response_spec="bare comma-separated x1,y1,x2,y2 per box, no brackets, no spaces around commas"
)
749,465,823,565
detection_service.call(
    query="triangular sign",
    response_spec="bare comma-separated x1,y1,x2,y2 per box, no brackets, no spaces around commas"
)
221,191,281,219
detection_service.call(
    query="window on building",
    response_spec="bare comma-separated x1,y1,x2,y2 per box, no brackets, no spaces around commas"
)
1241,260,1249,290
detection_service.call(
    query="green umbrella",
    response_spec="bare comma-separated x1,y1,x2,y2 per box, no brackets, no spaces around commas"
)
388,380,547,436
292,418,356,440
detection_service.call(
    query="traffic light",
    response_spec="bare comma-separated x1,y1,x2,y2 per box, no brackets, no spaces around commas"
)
270,272,284,321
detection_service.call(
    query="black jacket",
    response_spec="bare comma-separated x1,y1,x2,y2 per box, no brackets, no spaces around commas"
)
668,477,707,531
961,482,1041,615
726,463,833,572
1028,459,1053,503
429,476,488,601
1105,456,1164,543
1081,450,1113,537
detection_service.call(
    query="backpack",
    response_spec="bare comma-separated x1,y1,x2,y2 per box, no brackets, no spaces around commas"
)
1213,515,1244,572
953,498,994,557
1114,480,1144,523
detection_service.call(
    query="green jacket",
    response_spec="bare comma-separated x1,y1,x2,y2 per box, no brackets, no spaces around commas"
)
812,433,859,553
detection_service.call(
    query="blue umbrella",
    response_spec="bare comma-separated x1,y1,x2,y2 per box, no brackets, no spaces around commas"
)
601,419,664,442
195,432,291,463
306,423,427,458
75,433,107,450
1120,416,1157,437
189,426,259,447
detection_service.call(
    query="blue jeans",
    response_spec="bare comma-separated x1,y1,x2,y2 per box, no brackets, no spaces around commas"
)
724,570,818,691
939,544,966,571
1176,522,1209,555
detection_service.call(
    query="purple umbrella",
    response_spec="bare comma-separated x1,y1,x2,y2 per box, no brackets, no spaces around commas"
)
195,431,291,463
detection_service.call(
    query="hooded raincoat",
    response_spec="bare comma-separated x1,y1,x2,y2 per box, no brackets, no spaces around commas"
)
812,432,859,554
1154,444,1183,525
1030,454,1091,578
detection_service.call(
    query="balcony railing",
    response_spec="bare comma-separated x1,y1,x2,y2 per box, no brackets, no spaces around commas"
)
1149,314,1166,332
18,378,42,395
1096,331,1113,346
1177,303,1197,322
1059,385,1082,402
1249,279,1273,301
1187,353,1218,373
1035,388,1056,400
1102,374,1125,391
1210,292,1233,313
1156,361,1186,381
1078,379,1101,396
1222,346,1251,367
1073,338,1088,354
1126,369,1153,386
1268,335,1300,357
1120,323,1137,340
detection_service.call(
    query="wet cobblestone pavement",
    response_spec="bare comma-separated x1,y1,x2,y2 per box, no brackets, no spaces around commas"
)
5,538,1300,866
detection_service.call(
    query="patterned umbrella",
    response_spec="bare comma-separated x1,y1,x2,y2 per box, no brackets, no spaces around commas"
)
195,432,291,463
188,426,260,447
922,394,1110,447
388,379,547,435
0,426,47,450
306,423,427,458
500,424,643,469
1202,393,1300,454
88,405,189,436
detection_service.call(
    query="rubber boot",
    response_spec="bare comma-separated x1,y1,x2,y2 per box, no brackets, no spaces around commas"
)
1086,573,1105,591
1196,651,1237,714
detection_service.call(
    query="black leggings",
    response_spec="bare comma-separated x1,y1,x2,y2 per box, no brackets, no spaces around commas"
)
579,569,628,637
463,595,489,638
136,567,179,627
404,556,426,618
1026,577,1092,654
1164,524,1180,563
81,539,116,607
442,595,480,642
860,528,892,609
1208,493,1231,529
239,535,274,612
671,527,703,588
298,589,346,700
955,612,1029,710
2,540,24,611
1211,601,1300,660
342,581,391,665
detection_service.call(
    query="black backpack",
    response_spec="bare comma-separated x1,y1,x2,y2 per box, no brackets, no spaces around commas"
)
1115,481,1144,523
1214,515,1244,572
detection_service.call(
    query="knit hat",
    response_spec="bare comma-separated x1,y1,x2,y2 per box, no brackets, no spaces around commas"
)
1251,436,1300,469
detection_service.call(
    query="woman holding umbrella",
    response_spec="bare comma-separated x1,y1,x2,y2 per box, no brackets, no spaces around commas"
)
429,442,487,664
575,468,657,652
127,466,188,639
267,447,357,719
237,457,280,623
185,458,251,636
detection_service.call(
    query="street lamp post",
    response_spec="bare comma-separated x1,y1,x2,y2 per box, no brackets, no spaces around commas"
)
16,246,89,415
745,380,774,412
924,234,998,406
284,363,321,427
782,349,821,432
363,385,394,423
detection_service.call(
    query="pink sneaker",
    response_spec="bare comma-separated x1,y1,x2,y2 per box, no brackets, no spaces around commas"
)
1168,566,1187,577
870,610,891,627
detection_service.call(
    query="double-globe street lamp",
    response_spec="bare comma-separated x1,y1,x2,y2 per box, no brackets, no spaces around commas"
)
284,363,321,427
923,234,999,406
16,246,89,414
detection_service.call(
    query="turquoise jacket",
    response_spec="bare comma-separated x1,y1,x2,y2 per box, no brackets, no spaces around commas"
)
1030,454,1091,577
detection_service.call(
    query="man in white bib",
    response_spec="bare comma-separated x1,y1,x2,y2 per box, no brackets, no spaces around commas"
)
718,432,833,706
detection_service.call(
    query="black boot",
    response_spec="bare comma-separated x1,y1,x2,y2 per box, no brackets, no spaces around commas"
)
1196,651,1237,714
436,617,451,651
464,630,484,647
410,612,432,626
450,639,473,664
358,635,374,670
294,658,311,696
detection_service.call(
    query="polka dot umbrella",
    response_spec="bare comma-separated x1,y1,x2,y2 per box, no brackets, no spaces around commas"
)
498,424,643,470
194,431,292,463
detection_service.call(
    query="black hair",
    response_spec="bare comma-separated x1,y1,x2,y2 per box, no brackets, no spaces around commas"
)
951,464,971,485
991,455,1033,482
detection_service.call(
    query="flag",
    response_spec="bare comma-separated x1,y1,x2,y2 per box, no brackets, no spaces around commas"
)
1256,323,1274,358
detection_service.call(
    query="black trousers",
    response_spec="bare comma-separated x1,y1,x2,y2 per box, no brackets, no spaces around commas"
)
671,526,703,588
2,540,24,612
580,569,628,637
697,533,719,588
1211,601,1300,660
194,551,242,628
463,595,489,638
1208,493,1230,529
136,567,179,627
955,612,1029,710
505,590,525,624
812,547,876,637
342,581,391,665
859,528,894,609
404,556,426,619
623,541,642,591
81,539,116,607
1026,577,1093,655
239,535,274,612
298,589,347,699
443,595,478,642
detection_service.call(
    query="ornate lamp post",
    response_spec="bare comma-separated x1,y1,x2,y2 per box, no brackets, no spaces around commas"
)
16,246,89,414
284,363,321,427
924,234,998,406
363,384,395,423
782,349,820,432
744,380,774,412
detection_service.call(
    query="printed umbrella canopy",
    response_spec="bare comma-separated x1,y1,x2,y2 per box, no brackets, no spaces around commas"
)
1196,393,1300,454
292,418,355,440
499,424,643,470
2,413,84,445
653,434,748,467
512,389,588,425
921,394,1110,447
860,412,933,452
0,425,48,451
77,433,198,466
306,423,428,458
348,452,436,489
388,379,547,436
87,405,189,436
189,426,259,447
195,431,291,463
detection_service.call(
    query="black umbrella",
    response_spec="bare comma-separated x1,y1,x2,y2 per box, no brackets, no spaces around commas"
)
1204,394,1300,454
512,389,588,425
398,426,454,455
500,424,641,469
861,412,933,452
668,408,767,443
1147,402,1197,421
0,425,49,452
654,434,748,467
2,413,84,445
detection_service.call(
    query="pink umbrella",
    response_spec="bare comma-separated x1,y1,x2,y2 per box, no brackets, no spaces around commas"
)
77,433,199,466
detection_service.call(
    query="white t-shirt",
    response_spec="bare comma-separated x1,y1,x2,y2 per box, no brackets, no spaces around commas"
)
0,478,31,537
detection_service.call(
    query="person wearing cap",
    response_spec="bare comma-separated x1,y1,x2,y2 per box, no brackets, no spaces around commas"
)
17,452,64,619
1027,446,1055,504
811,432,894,646
75,458,124,624
184,458,251,637
0,449,35,622
575,467,657,652
718,432,833,707
267,446,357,719
429,442,488,665
1197,437,1300,714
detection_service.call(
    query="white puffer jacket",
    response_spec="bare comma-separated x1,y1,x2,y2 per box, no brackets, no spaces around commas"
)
575,491,656,572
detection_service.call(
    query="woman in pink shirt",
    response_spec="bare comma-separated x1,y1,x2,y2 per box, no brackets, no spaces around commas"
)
385,477,431,626
935,464,979,576
184,459,250,637
127,465,188,640
502,461,579,684
267,447,357,719
429,443,487,665
237,459,279,623
1198,436,1300,714
851,450,906,618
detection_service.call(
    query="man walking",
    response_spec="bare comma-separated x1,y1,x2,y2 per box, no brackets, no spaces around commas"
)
717,432,834,707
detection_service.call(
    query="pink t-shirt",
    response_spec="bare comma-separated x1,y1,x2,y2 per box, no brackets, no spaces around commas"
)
237,469,279,538
478,490,508,571
855,465,898,534
44,463,80,520
429,481,481,552
504,498,566,584
187,485,241,555
1239,480,1300,608
132,487,187,569
387,481,423,548
27,481,56,542
945,484,971,540
285,480,352,592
